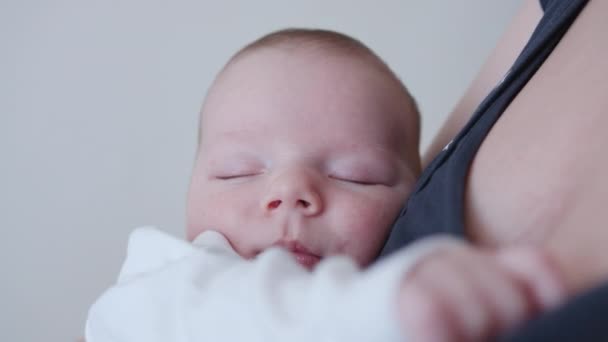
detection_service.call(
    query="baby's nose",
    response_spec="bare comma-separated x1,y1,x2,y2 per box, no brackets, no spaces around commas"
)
262,170,323,216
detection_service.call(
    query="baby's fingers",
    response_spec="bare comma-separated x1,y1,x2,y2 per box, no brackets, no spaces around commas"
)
397,247,543,342
495,247,567,312
398,279,455,342
398,250,498,342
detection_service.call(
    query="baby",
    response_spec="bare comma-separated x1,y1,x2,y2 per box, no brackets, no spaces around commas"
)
86,29,566,342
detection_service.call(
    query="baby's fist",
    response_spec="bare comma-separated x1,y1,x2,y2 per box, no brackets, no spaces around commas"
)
397,244,566,342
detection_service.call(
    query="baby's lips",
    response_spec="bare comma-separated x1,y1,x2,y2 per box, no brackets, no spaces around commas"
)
272,239,321,270
496,247,568,310
291,251,321,270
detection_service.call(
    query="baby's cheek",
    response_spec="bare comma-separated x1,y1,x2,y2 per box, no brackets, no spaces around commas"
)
352,191,403,228
187,187,246,239
195,187,269,257
186,194,210,240
336,195,400,265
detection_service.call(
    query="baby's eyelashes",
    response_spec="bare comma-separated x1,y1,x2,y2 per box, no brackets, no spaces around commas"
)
327,166,394,186
328,175,382,186
204,156,395,187
205,152,266,181
207,164,266,181
213,172,263,180
210,170,388,186
327,157,398,187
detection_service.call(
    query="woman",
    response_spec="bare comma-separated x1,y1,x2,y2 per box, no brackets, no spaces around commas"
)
383,0,608,340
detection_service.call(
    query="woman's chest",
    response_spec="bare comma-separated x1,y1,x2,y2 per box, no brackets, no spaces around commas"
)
464,0,608,248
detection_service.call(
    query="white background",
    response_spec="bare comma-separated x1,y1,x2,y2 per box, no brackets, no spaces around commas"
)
1,1,522,340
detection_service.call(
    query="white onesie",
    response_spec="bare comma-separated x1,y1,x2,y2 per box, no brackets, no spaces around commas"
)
85,227,459,342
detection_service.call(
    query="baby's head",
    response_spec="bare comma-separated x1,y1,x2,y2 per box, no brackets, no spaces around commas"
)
187,29,420,268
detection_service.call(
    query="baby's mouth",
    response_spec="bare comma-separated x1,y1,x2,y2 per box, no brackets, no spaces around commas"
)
272,240,321,270
290,251,321,270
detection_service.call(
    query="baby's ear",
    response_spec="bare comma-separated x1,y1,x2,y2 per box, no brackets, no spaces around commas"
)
496,247,567,311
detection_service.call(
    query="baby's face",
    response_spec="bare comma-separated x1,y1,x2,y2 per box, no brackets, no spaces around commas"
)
187,48,417,268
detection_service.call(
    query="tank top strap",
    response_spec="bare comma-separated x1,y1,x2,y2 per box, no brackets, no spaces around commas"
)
380,0,589,257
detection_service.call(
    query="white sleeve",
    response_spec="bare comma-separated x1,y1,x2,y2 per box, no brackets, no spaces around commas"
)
85,227,460,342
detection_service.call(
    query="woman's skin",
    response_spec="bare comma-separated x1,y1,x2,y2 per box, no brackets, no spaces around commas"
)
396,1,608,340
425,0,608,297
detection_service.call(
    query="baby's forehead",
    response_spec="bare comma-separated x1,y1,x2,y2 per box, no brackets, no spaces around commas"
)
206,46,413,120
203,50,412,131
197,31,420,171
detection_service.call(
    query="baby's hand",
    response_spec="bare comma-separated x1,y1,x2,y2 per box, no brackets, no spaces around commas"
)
397,243,566,342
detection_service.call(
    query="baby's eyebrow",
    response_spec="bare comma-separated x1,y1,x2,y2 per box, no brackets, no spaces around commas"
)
335,154,400,172
203,147,259,162
217,128,262,141
330,142,402,160
201,132,262,153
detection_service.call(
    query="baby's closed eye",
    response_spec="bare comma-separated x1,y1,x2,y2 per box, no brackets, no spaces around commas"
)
328,158,397,186
328,172,383,186
207,155,266,181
